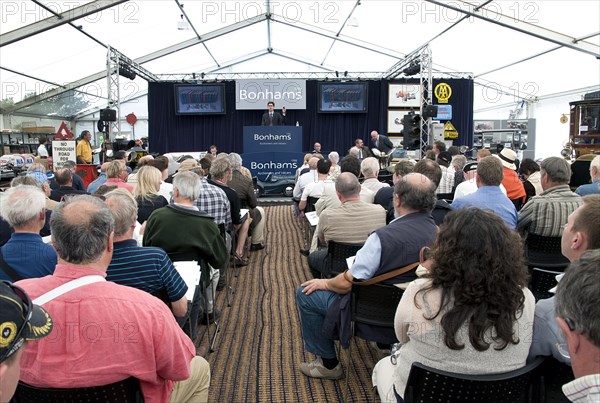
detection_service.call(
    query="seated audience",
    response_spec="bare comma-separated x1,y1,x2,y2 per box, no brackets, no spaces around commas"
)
0,186,57,281
104,189,188,318
147,156,173,200
49,167,89,201
477,148,492,160
134,166,168,223
104,160,134,193
49,160,86,191
451,154,467,190
113,150,132,174
126,154,155,184
528,194,600,364
328,151,341,180
452,156,517,229
432,140,446,157
296,173,437,380
144,171,228,338
518,157,582,238
23,169,57,211
575,154,600,196
308,173,386,277
228,153,266,251
374,160,414,214
0,282,53,401
295,154,313,183
519,158,543,202
360,157,389,193
372,208,534,402
294,157,320,200
16,195,210,402
208,158,251,264
413,159,453,226
496,148,527,209
299,159,331,211
435,151,455,198
554,249,600,402
87,162,110,194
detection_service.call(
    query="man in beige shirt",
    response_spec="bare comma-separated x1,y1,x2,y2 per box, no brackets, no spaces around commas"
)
308,172,386,277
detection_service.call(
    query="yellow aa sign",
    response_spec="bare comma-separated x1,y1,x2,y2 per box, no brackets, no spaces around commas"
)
434,83,452,104
444,121,458,139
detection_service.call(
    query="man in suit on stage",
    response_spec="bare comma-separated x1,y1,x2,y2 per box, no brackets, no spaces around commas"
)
261,101,286,126
370,130,394,155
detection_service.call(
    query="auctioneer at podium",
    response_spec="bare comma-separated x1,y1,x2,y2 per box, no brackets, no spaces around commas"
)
261,101,287,126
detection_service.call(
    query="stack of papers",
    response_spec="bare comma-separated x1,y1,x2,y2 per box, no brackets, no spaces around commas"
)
172,261,201,301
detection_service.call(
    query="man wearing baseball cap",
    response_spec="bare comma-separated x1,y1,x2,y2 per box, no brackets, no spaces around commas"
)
0,281,53,401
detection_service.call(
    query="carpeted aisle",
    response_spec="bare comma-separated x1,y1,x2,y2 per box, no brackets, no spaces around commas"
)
204,205,382,402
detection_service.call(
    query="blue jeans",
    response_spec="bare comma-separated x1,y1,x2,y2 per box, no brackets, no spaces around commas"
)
295,286,339,359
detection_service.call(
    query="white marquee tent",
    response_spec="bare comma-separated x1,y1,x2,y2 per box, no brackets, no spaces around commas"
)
1,0,599,157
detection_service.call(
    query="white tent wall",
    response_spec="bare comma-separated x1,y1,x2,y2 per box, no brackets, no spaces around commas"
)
75,94,149,142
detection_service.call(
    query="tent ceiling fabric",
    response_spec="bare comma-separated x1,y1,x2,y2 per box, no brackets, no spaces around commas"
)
0,0,598,118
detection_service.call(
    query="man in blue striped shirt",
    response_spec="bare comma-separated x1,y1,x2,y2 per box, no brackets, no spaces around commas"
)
104,189,188,318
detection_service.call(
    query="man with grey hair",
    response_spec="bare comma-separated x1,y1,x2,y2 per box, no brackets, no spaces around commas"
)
374,160,414,213
452,156,517,229
307,173,386,277
209,157,250,265
105,189,188,319
0,185,57,281
554,249,600,401
575,154,600,196
518,156,582,238
360,157,389,193
16,195,211,402
144,171,228,334
228,153,266,251
296,173,438,379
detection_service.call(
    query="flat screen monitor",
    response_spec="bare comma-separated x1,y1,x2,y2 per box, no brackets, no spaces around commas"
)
318,82,368,113
174,84,226,115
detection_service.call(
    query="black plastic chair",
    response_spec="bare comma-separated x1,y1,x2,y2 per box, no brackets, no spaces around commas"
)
327,240,363,277
539,356,574,403
404,357,545,403
351,283,404,345
529,267,563,302
525,234,570,271
218,223,234,305
12,377,144,402
168,251,219,352
305,196,320,213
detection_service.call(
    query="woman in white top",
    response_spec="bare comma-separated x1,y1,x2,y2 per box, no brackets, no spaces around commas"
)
373,208,535,402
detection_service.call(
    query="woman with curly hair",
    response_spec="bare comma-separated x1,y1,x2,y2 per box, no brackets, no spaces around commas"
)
373,208,534,402
133,166,168,223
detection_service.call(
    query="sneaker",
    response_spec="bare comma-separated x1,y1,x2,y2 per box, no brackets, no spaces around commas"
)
299,357,344,380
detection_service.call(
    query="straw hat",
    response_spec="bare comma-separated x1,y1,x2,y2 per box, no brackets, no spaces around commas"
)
496,148,517,170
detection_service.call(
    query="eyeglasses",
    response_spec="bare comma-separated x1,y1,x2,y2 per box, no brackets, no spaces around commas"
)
0,281,33,362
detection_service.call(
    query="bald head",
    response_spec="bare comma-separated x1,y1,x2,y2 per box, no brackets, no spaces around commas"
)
335,172,361,200
51,195,114,265
100,162,110,172
308,157,320,170
394,172,437,214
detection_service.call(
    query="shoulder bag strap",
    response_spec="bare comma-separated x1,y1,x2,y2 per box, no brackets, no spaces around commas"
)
33,275,105,306
0,249,24,282
343,262,419,286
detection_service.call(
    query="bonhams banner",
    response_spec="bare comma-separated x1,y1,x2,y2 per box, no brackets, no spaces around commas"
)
236,79,306,110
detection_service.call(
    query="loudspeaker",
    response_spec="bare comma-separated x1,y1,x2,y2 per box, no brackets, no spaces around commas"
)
423,105,439,119
100,108,117,122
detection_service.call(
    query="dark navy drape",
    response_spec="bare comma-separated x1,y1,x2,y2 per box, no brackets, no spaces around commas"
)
148,79,473,155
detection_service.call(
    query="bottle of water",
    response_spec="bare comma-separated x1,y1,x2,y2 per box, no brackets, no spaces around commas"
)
296,121,299,126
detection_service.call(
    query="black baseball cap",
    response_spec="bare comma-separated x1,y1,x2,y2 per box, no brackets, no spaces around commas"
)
0,281,53,362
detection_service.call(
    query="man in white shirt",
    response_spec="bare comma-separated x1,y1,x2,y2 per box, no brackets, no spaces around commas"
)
36,137,49,158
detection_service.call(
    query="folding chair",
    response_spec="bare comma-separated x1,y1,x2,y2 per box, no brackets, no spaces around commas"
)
168,251,219,352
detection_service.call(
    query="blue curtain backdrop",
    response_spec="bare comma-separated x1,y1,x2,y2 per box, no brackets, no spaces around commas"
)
148,79,473,155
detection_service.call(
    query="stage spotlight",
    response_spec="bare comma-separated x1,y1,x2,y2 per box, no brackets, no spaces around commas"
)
402,61,420,76
118,65,136,80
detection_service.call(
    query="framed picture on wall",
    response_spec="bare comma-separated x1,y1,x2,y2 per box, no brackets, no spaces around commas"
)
388,83,421,108
388,110,411,133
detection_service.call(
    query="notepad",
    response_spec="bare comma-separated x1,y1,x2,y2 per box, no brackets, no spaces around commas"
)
305,211,319,226
173,261,201,301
